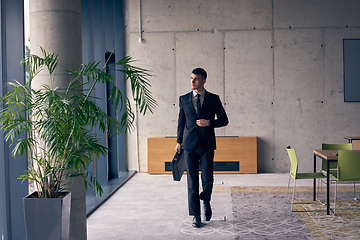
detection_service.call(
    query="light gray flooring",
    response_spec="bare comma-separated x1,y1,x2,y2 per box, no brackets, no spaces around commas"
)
87,173,313,240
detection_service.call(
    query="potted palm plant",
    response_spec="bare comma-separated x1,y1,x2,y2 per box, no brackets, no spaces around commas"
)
0,47,157,239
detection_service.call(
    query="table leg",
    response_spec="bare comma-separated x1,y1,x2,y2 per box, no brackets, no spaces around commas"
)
326,160,330,215
313,154,316,201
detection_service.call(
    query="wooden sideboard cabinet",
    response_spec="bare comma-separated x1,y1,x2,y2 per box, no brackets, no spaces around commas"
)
147,136,257,174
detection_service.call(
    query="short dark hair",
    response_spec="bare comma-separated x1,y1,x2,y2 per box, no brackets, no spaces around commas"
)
192,68,207,80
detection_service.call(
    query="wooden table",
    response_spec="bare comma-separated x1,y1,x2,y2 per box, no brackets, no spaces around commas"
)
313,150,338,215
344,136,360,150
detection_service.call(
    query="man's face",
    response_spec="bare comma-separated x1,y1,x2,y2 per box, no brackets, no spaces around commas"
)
191,73,206,93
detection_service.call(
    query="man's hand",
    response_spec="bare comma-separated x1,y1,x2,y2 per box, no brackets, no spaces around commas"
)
175,143,182,153
196,119,210,127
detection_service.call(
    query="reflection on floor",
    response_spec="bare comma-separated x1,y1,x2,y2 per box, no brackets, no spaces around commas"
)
86,171,136,217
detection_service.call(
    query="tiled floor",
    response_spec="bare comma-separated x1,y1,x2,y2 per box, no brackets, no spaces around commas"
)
86,173,313,240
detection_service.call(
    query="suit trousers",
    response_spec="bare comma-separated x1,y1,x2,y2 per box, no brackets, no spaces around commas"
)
184,146,214,217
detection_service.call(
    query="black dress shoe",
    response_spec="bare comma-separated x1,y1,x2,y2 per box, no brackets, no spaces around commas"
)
204,201,212,221
192,216,201,228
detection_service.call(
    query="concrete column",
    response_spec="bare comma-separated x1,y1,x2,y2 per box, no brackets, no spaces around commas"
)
30,0,82,90
29,1,86,240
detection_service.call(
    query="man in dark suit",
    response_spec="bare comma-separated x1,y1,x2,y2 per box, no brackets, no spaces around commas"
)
175,68,228,228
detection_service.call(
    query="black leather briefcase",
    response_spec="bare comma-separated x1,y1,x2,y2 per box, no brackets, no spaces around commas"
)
171,150,186,181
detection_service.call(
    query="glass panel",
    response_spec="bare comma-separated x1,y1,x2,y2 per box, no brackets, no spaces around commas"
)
24,0,30,83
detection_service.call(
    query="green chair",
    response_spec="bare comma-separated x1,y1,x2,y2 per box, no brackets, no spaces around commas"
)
319,143,353,204
286,147,326,211
331,150,360,215
321,143,352,175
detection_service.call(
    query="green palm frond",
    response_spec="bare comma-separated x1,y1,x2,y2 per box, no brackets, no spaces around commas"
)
0,47,156,198
116,56,158,115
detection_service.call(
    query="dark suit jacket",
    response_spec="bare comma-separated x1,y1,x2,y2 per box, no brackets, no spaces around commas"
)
177,90,228,151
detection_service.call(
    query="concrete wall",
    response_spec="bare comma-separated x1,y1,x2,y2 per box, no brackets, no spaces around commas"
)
124,0,360,173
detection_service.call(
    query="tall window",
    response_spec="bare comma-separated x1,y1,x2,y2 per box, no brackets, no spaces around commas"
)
24,0,30,83
105,51,119,180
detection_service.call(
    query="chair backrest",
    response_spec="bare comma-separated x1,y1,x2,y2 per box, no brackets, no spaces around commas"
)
337,150,360,182
321,143,353,170
287,148,298,179
321,143,352,151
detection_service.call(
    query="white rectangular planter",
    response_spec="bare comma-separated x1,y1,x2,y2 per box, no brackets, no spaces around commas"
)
23,191,71,240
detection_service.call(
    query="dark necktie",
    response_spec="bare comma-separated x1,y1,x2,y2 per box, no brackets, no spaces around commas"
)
196,94,201,117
